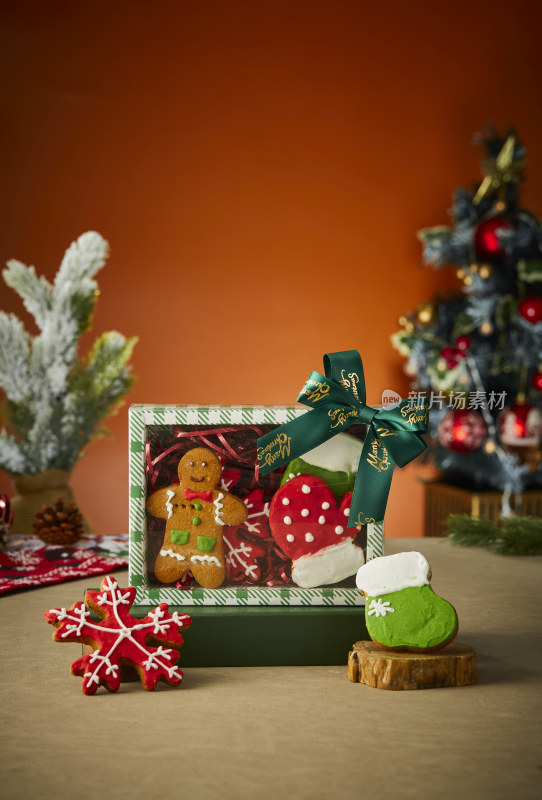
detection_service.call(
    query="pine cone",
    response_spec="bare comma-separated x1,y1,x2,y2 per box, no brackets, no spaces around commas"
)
33,497,84,545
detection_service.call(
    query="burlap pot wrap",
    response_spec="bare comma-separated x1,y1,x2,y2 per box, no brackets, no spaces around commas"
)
11,469,92,536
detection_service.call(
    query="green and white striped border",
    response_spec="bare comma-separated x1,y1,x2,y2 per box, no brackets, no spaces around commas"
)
128,404,384,607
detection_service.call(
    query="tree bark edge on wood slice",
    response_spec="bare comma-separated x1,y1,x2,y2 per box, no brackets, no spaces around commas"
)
348,640,477,690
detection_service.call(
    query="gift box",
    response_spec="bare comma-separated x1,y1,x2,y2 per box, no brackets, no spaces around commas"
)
127,352,427,665
128,404,385,610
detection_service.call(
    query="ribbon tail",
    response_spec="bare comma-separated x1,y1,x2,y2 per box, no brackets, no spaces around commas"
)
347,433,394,527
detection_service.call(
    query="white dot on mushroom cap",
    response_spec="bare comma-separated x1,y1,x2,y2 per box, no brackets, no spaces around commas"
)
286,534,295,542
302,484,310,494
305,533,314,542
343,508,350,517
318,515,326,524
284,516,292,525
301,509,309,517
282,497,290,505
335,526,344,534
321,502,330,510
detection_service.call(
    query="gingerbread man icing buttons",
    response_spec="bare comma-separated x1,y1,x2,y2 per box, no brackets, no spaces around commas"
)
146,447,248,589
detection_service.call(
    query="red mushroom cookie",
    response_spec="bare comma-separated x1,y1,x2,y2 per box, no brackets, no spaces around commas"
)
146,447,247,589
269,475,364,588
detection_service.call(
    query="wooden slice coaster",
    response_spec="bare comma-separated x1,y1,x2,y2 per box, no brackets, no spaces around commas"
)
348,640,477,690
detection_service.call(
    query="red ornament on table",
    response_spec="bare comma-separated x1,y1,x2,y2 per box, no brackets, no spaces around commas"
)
518,296,542,325
474,217,513,260
0,492,13,548
437,409,486,453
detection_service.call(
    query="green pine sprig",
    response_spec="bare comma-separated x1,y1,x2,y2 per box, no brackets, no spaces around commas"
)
445,514,542,555
496,517,542,555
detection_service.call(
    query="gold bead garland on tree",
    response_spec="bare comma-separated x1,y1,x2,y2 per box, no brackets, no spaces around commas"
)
33,497,84,545
456,263,493,286
398,315,414,333
415,302,437,327
398,302,438,333
479,320,493,336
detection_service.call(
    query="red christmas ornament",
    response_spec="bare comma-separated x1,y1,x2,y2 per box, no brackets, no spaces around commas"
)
474,216,513,260
498,402,542,447
518,296,542,325
440,346,466,369
0,493,13,530
532,371,542,392
0,492,13,546
455,335,471,352
437,409,486,453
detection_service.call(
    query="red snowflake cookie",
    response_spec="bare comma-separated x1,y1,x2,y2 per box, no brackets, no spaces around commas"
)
223,489,269,583
269,475,364,588
44,575,192,695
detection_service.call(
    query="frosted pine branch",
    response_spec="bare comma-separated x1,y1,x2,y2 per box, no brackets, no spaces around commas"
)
55,231,109,285
3,260,52,330
0,313,32,403
0,430,29,474
59,332,137,467
0,232,136,476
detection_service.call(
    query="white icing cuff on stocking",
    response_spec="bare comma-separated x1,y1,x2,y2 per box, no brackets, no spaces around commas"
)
356,551,430,596
300,432,363,474
291,539,365,589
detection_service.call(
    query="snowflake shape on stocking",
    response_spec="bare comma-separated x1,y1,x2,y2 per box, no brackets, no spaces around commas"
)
44,575,192,695
367,598,395,618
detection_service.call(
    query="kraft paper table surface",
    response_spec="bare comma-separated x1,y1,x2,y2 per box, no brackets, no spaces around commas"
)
1,538,541,800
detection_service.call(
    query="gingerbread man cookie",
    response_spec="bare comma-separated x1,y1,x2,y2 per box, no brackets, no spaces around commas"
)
146,447,247,589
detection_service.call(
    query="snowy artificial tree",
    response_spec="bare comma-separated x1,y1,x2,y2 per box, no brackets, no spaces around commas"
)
392,129,542,517
0,232,136,533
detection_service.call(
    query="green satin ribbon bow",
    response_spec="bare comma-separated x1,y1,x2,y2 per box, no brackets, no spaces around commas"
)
257,350,428,528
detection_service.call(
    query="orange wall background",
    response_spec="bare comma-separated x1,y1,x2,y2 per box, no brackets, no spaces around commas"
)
1,0,542,538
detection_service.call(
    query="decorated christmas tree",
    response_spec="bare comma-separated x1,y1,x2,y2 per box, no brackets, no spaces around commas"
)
392,128,542,514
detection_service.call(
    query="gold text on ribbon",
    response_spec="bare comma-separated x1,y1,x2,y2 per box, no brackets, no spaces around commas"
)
257,432,292,467
301,379,330,403
339,370,360,401
375,426,399,438
328,407,358,429
400,403,428,426
356,512,375,526
366,437,391,472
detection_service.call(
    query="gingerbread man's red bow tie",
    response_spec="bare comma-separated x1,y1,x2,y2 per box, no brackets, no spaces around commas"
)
184,488,213,503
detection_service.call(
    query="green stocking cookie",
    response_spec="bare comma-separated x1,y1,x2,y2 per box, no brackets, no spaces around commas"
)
356,552,458,652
